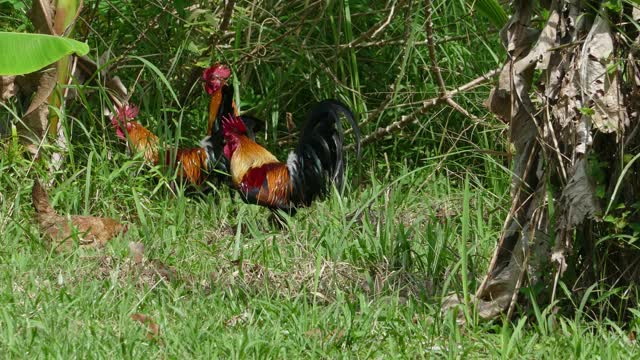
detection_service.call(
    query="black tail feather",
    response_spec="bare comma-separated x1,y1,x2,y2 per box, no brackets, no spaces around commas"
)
237,114,262,140
291,99,361,206
213,85,235,137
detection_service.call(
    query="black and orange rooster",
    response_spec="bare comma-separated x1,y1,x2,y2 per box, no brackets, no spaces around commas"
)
221,100,360,213
110,64,253,186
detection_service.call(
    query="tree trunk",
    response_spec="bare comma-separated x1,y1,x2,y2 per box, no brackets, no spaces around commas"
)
444,0,640,320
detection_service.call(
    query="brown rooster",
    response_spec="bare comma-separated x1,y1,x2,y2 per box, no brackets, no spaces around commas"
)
111,104,212,185
221,100,361,213
32,181,127,251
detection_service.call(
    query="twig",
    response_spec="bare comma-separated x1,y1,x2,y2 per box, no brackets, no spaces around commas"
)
210,0,237,51
424,0,446,96
424,0,480,123
341,0,488,149
236,21,306,66
347,68,499,148
344,0,400,49
346,0,415,133
219,1,236,33
446,97,481,122
335,32,488,49
355,98,441,148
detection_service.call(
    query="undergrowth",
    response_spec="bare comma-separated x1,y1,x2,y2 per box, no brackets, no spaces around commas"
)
1,0,639,357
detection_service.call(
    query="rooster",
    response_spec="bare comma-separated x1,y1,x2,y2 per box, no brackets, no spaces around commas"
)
221,100,361,213
202,64,236,137
110,104,159,164
111,64,252,186
200,68,259,176
32,180,127,251
111,104,211,185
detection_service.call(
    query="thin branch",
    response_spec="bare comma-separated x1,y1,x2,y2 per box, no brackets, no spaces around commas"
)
266,0,495,149
424,0,446,95
348,0,415,133
337,32,480,49
349,68,499,148
446,98,481,122
211,0,237,50
344,0,400,49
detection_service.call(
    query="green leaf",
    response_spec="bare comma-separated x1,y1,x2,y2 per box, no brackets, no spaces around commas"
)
0,32,89,75
602,0,623,13
579,107,595,116
0,0,25,10
130,55,181,108
173,0,187,17
471,0,508,29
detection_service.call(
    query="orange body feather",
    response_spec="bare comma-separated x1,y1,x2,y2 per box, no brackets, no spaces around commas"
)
255,163,291,208
169,147,209,185
121,123,212,185
229,135,295,209
114,84,230,186
124,122,160,164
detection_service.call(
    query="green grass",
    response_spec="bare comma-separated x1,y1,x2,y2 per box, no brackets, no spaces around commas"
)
1,0,640,357
1,141,638,357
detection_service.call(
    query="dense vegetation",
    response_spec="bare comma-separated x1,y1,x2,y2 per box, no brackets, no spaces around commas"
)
1,0,638,357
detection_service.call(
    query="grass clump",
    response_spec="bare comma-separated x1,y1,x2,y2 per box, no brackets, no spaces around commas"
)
1,0,639,357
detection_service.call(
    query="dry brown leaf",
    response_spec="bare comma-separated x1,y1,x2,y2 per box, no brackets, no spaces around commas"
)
442,292,511,324
130,313,160,340
105,76,129,105
580,15,627,134
32,181,127,251
16,65,58,143
29,0,55,34
557,158,601,228
552,59,581,130
21,104,49,145
129,242,145,264
285,112,296,132
24,66,58,116
224,311,250,327
0,76,16,101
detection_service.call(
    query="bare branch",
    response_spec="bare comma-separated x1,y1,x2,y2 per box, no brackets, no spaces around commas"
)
209,0,237,52
345,0,400,49
349,69,499,148
446,98,481,123
219,0,237,37
348,0,415,132
424,0,447,95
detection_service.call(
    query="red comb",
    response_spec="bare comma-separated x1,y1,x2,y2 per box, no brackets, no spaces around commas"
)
112,104,139,123
202,63,231,81
222,114,247,135
202,64,231,95
111,104,138,140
